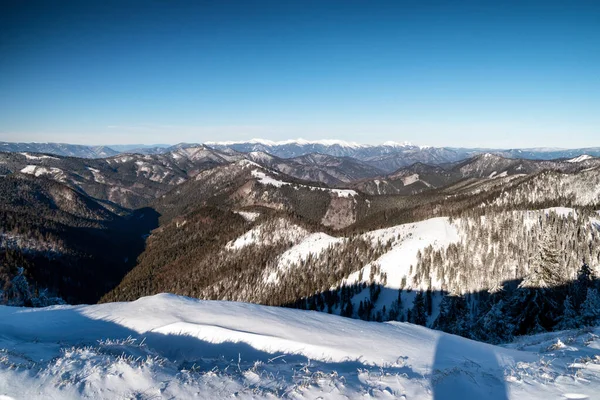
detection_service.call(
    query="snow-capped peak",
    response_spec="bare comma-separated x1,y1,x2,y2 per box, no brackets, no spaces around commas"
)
205,138,368,148
203,138,429,149
382,141,413,147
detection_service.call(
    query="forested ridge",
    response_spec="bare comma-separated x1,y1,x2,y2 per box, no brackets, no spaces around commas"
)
1,147,599,344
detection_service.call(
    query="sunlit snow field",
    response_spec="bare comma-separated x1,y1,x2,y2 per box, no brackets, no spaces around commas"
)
0,294,598,399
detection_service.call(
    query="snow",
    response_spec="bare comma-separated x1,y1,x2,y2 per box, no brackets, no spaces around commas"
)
247,151,275,163
543,207,578,218
329,188,358,198
235,210,261,222
251,169,287,187
0,233,63,255
266,233,344,283
344,217,460,290
237,159,263,169
19,165,66,181
86,166,105,183
19,152,58,160
567,155,593,163
251,169,358,197
226,218,309,250
0,293,598,399
205,138,423,149
257,216,460,290
113,155,134,163
206,138,367,148
19,165,37,174
382,141,413,147
490,171,508,178
402,173,420,186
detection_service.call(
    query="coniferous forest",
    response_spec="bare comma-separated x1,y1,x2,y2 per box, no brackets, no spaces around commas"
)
0,144,599,345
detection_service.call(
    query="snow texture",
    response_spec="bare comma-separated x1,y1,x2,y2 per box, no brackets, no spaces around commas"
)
235,210,261,222
567,155,593,163
0,293,598,399
402,173,420,186
346,217,461,291
19,165,66,181
251,169,358,197
226,218,309,250
19,153,59,160
266,232,343,283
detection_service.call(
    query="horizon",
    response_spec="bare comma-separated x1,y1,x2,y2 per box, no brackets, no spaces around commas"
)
1,1,599,147
3,137,600,151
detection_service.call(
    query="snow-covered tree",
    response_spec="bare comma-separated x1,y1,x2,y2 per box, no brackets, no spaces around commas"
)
434,293,470,337
519,230,565,290
476,299,512,343
4,267,32,306
575,260,595,307
1,267,64,307
577,260,594,286
580,288,600,326
555,295,578,331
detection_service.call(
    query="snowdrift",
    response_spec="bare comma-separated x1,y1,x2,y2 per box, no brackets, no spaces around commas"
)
0,294,598,399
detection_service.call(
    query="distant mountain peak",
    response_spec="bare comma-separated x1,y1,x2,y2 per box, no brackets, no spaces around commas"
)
205,138,370,148
382,140,413,147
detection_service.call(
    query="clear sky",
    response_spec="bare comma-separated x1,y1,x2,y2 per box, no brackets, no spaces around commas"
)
1,0,599,148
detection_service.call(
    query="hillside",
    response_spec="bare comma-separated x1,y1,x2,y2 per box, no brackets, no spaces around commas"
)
0,148,383,208
153,159,367,228
0,174,158,304
205,139,600,172
1,293,598,399
352,154,600,196
0,147,239,209
0,142,119,158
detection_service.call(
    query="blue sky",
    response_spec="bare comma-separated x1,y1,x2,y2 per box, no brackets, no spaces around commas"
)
1,0,599,147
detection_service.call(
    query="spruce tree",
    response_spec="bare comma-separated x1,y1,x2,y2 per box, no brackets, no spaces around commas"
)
513,230,564,334
575,260,594,307
520,230,565,289
477,299,511,343
581,288,600,326
412,292,427,326
555,295,578,331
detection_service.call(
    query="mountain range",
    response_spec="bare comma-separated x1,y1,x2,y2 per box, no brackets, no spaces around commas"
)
4,139,600,172
0,139,599,348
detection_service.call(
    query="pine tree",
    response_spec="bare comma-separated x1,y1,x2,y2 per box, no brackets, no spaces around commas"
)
519,230,565,289
435,294,453,332
5,267,32,306
434,293,470,337
426,289,433,316
412,292,427,326
451,295,469,337
477,299,511,343
512,230,564,335
555,295,578,331
577,260,593,286
397,288,403,310
575,260,594,307
581,288,600,326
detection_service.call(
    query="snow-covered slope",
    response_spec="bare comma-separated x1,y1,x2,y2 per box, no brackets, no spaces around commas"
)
567,155,593,163
1,293,597,399
349,217,460,290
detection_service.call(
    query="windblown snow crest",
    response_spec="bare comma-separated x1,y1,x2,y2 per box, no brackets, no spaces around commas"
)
0,293,598,399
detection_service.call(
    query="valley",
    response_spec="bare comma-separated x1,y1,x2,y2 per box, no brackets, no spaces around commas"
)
1,141,599,398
